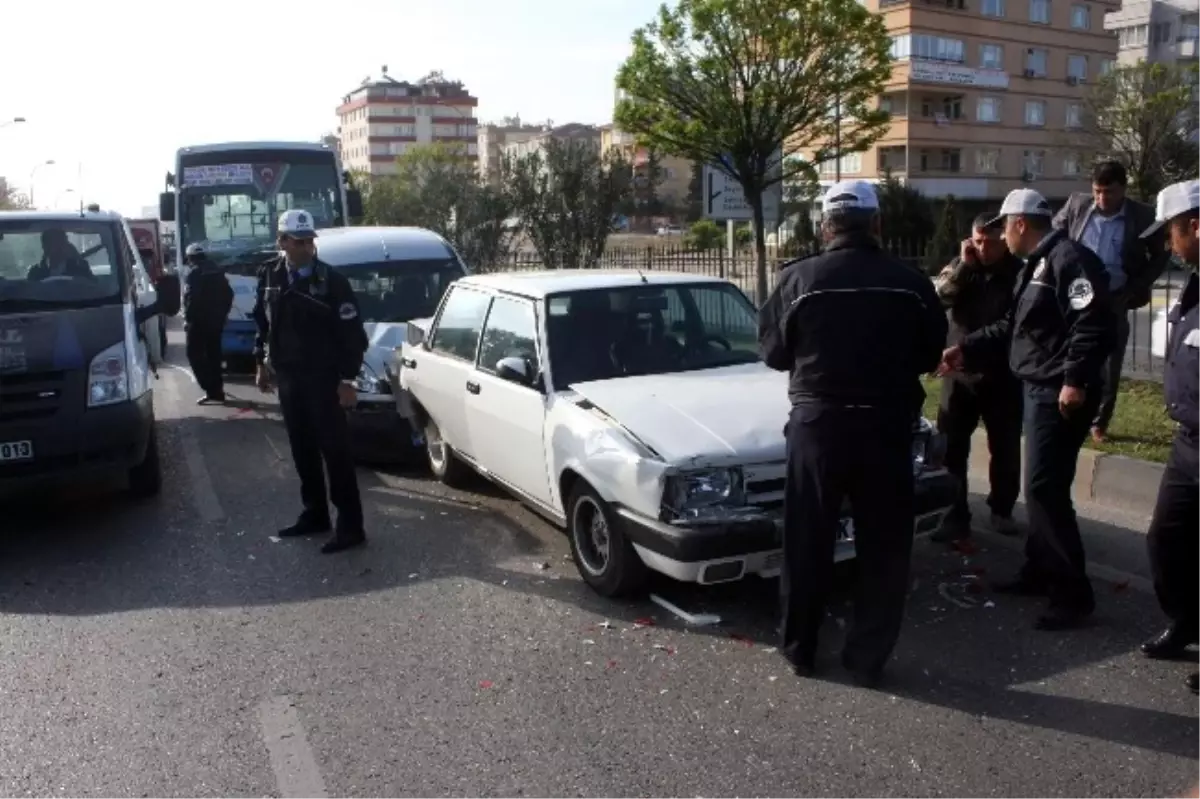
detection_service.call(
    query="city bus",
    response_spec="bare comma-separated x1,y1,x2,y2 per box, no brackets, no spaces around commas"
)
158,141,362,363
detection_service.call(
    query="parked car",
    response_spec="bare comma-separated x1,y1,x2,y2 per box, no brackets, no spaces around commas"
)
395,269,957,597
312,226,469,462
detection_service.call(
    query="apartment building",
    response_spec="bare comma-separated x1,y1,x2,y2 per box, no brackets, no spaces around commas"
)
477,120,546,185
336,67,478,177
1105,0,1199,65
598,124,694,213
808,0,1120,202
499,123,602,162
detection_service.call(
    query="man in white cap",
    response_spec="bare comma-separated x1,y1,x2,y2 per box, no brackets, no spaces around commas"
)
1135,179,1199,694
759,179,947,686
251,209,370,554
941,188,1117,631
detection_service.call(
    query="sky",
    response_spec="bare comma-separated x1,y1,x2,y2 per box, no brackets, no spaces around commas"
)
0,0,658,217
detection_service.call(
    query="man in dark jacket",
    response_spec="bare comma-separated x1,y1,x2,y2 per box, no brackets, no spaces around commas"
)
1053,160,1167,443
931,213,1023,543
941,189,1116,631
759,180,947,686
183,243,234,405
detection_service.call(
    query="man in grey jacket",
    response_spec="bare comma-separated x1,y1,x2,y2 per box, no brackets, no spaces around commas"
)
1053,160,1167,442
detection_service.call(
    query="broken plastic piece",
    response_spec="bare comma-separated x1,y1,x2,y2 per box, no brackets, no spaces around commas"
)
984,600,996,608
633,617,656,628
478,680,493,689
728,633,755,647
649,593,722,627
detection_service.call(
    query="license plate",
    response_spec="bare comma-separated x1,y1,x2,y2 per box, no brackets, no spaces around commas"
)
0,440,33,462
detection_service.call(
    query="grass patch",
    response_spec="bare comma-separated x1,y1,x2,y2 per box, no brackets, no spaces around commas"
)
920,376,1173,464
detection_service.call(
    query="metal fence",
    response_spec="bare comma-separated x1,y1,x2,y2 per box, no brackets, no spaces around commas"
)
494,243,1182,381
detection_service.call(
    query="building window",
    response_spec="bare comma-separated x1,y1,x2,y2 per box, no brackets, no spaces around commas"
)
980,44,1005,70
1100,58,1116,76
879,93,908,116
1025,48,1048,77
1023,149,1046,178
1063,152,1082,176
891,34,966,62
977,97,1003,122
1066,103,1084,128
1029,0,1051,23
1025,100,1047,125
818,152,863,175
1067,54,1089,81
919,148,962,172
1070,3,1090,29
1119,24,1148,48
975,148,1001,174
921,95,964,119
1151,21,1172,45
981,0,1005,16
878,146,908,172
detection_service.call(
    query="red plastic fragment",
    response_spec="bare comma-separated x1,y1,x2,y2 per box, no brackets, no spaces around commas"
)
634,617,656,627
478,680,493,689
606,659,619,669
729,633,754,647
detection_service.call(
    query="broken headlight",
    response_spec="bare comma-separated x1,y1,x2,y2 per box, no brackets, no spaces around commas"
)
662,468,746,519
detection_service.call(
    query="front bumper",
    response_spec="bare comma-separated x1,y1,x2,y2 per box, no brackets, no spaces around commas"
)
346,393,421,462
615,467,959,585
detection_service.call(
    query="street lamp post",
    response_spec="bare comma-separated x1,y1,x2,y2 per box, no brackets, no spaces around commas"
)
29,159,55,208
1,117,26,129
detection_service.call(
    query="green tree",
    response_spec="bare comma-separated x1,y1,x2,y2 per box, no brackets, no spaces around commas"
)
924,194,959,275
687,219,723,249
614,0,893,303
504,138,635,269
875,169,935,250
1077,61,1200,201
0,177,30,211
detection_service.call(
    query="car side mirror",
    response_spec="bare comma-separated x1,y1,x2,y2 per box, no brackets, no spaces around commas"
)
136,273,181,324
346,188,364,220
495,356,533,386
159,192,176,222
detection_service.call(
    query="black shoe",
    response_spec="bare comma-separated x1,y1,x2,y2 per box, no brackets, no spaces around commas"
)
1034,605,1092,631
994,576,1050,597
782,646,817,678
1141,625,1198,660
1187,673,1198,694
278,517,332,538
930,517,971,544
321,533,366,554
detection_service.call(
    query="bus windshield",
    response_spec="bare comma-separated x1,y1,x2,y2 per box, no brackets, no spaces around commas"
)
177,149,344,271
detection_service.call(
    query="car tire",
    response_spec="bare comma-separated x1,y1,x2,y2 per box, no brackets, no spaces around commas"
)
128,424,162,499
567,481,647,598
424,417,470,486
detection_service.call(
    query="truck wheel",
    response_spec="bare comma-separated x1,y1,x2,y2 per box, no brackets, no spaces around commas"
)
128,425,162,498
567,481,647,598
424,417,470,487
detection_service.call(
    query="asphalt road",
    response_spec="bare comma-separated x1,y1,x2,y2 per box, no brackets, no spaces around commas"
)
0,329,1196,798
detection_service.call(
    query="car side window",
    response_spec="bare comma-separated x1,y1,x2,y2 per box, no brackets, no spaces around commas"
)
429,286,491,361
477,295,540,376
691,286,758,348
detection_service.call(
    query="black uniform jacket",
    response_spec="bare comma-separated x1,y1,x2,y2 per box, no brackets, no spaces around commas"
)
1164,271,1199,436
184,263,234,331
758,232,947,410
960,229,1116,390
251,256,369,381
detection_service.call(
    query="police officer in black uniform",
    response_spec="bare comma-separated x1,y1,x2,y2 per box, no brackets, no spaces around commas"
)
183,243,235,405
942,189,1116,631
1135,179,1199,694
252,210,370,554
759,180,947,686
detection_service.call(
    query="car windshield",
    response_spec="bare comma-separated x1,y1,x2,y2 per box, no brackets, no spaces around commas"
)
0,220,124,310
546,282,761,387
340,259,464,323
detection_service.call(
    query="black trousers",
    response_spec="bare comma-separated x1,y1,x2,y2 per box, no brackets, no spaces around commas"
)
277,370,364,534
781,403,915,674
1093,310,1131,432
185,325,225,398
938,376,1022,525
1020,382,1100,611
1147,429,1198,634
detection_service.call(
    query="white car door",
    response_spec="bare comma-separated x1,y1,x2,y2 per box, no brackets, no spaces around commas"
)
408,284,492,460
466,293,553,506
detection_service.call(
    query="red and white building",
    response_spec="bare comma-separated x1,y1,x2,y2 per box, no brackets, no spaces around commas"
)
336,67,479,177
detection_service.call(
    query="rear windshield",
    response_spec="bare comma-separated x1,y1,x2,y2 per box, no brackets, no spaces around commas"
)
338,258,465,323
0,220,125,310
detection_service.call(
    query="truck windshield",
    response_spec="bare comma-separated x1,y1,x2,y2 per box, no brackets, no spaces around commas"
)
340,259,464,323
178,152,344,272
0,220,125,310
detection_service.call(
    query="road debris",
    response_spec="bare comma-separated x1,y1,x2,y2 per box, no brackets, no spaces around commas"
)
599,620,613,630
633,617,656,629
937,581,977,609
478,680,493,689
652,643,676,655
268,536,282,544
650,593,722,627
536,562,551,571
728,633,755,648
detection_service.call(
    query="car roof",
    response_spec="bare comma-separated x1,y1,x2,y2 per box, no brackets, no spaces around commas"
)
456,269,732,299
312,226,458,267
0,209,126,223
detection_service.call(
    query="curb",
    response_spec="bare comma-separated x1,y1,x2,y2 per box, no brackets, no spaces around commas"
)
965,428,1164,518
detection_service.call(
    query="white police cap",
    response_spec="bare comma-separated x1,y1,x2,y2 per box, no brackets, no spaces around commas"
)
822,180,881,215
983,188,1054,229
278,209,318,238
184,242,206,258
1141,179,1200,239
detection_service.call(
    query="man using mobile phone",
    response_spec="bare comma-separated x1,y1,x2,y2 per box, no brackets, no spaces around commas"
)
939,189,1116,631
931,213,1023,543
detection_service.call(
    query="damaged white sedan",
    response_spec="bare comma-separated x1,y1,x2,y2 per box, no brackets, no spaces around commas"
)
396,270,957,597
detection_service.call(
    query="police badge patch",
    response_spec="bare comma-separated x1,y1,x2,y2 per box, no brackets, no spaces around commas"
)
1067,277,1094,310
339,302,358,320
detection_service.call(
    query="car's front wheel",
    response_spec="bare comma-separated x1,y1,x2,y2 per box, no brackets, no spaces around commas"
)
567,481,647,597
424,416,471,487
127,424,162,499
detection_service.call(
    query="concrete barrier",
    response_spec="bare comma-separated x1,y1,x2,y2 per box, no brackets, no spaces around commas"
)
966,428,1165,518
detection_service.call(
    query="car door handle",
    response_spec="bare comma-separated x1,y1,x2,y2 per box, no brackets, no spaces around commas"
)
466,380,481,395
400,356,416,369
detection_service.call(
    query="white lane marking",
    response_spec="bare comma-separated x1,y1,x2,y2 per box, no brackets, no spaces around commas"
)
159,365,225,522
160,362,198,384
265,433,286,462
257,695,328,799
